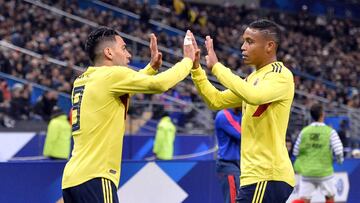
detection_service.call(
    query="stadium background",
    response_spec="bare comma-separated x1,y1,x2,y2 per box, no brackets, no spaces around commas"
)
0,0,359,202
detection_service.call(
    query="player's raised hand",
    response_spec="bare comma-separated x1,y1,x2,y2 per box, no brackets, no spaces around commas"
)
204,36,218,70
188,32,200,69
183,30,196,62
149,33,162,70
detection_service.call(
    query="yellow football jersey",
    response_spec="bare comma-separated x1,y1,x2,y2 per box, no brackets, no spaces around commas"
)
62,58,192,189
191,61,295,187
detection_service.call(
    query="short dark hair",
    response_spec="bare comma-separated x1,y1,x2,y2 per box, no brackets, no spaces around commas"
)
249,19,282,47
310,103,323,121
85,27,120,63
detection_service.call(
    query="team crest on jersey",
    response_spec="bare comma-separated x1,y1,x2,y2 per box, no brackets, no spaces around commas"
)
253,78,259,86
109,169,117,174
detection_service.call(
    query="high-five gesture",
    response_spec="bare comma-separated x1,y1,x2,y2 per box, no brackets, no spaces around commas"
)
149,33,162,70
183,30,196,62
204,36,219,70
188,32,200,69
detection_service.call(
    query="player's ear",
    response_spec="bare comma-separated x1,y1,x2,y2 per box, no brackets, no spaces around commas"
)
103,47,113,60
266,41,276,53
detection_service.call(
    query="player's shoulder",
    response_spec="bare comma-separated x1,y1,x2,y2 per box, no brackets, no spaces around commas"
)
301,125,313,133
215,110,226,121
264,62,293,81
325,124,336,133
270,62,293,76
101,65,132,74
100,66,135,80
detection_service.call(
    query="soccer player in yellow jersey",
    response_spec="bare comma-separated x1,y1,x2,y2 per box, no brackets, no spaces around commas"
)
62,27,196,203
190,19,295,202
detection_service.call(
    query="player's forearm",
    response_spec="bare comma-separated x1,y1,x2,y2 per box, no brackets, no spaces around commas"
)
139,63,158,75
129,64,158,97
149,58,192,93
336,154,344,164
212,63,285,105
331,132,344,163
191,67,237,110
333,146,344,164
191,68,221,110
129,64,157,97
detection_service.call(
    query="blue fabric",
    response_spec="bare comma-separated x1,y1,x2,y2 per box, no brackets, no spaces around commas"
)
237,181,293,203
215,109,241,161
216,160,240,203
62,178,119,203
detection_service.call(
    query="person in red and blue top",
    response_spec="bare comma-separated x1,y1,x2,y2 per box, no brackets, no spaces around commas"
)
215,107,242,203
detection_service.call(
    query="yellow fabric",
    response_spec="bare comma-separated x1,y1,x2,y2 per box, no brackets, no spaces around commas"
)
189,9,197,23
153,116,176,160
62,59,193,189
43,115,71,159
191,67,243,110
173,0,185,15
102,178,107,203
198,16,207,27
191,61,295,187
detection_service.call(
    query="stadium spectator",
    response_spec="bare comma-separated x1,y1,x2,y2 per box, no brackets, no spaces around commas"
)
10,83,31,120
214,108,241,203
1,0,359,109
338,119,350,148
0,0,359,136
153,111,176,160
286,136,295,161
293,103,344,203
43,106,72,160
191,19,295,202
0,79,11,104
0,79,12,127
33,90,58,121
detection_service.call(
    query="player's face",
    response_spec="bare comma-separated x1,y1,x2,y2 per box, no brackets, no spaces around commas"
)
241,28,268,67
112,36,132,66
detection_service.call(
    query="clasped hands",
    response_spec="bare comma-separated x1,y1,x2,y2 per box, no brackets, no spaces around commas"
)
148,30,219,71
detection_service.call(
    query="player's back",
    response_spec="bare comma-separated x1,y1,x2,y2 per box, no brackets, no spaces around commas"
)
297,124,334,177
62,66,129,189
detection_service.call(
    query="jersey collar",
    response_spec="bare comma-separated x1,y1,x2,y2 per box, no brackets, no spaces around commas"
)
310,122,326,126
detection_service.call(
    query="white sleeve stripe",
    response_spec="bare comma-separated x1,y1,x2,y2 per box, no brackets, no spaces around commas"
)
334,147,343,151
333,142,343,147
334,148,343,152
330,130,344,155
335,149,342,154
332,140,342,144
332,143,343,148
293,133,302,156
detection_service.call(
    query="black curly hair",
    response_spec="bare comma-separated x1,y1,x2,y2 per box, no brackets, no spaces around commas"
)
85,27,120,64
249,19,282,48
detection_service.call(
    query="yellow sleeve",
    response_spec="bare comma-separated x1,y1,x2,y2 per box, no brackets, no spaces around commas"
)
139,63,158,75
129,64,157,97
212,62,292,105
109,58,192,94
191,66,242,110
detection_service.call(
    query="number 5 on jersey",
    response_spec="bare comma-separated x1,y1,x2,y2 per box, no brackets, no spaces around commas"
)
72,86,85,131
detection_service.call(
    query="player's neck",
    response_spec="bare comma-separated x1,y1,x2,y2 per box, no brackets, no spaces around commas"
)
94,60,114,67
255,57,277,70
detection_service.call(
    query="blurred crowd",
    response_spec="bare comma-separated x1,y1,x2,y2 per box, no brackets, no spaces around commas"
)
0,0,359,127
104,0,360,108
0,77,59,127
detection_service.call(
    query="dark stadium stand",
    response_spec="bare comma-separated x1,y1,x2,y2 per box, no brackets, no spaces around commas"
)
1,1,360,203
0,0,359,137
